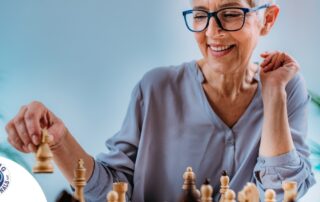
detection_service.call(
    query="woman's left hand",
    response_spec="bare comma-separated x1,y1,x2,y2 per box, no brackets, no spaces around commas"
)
260,51,300,90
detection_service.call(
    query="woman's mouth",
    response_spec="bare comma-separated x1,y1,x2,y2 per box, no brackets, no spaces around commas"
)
208,44,235,57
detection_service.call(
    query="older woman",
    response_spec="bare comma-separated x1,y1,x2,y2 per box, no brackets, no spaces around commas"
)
5,0,315,201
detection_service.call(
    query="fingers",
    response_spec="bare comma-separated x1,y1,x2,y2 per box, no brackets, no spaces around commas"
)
13,106,31,147
260,51,288,72
273,52,285,70
5,101,48,153
6,123,27,153
260,52,273,67
25,102,47,145
260,51,269,58
264,53,281,72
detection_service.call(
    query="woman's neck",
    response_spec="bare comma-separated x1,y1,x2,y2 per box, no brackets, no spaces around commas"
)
197,60,258,99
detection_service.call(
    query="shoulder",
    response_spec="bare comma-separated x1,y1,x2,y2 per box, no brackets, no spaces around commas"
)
139,61,194,91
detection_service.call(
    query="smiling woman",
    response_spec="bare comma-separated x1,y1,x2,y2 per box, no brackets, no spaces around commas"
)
1,0,317,201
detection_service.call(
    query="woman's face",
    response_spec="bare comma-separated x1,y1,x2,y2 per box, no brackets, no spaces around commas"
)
192,0,263,73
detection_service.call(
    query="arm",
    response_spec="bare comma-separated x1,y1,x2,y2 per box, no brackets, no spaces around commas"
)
5,101,94,185
259,86,293,157
5,82,143,201
50,130,95,184
254,52,316,199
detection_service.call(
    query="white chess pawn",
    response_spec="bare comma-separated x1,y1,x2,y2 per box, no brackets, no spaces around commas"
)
219,170,229,202
265,189,276,202
201,178,213,202
224,189,236,202
107,190,119,202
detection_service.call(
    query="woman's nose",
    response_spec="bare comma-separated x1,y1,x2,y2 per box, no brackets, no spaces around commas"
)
205,17,224,37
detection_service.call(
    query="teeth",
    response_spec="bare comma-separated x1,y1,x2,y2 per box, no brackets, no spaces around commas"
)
210,45,233,52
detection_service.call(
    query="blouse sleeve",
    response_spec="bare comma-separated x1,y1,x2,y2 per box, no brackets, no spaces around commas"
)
83,82,144,202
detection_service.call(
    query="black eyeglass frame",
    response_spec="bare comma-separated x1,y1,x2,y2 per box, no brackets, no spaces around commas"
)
182,3,270,32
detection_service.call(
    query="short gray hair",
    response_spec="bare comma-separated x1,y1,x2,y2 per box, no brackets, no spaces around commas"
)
248,0,275,7
188,0,275,8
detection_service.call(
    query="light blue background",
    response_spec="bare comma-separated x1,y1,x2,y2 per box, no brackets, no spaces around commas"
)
0,0,319,201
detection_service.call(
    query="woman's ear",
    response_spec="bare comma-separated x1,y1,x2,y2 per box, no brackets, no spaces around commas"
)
260,5,280,36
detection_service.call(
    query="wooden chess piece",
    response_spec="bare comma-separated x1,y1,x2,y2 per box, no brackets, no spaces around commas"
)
56,190,79,202
219,170,229,202
200,178,213,202
107,190,119,202
73,159,86,202
224,189,236,202
113,182,128,202
33,128,54,173
265,189,276,202
243,183,259,202
179,167,201,202
237,190,245,202
282,181,297,202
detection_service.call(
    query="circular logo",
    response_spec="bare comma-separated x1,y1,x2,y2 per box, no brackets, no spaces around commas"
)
0,163,10,195
0,171,4,186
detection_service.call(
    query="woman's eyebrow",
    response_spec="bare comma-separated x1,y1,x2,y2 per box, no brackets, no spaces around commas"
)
192,6,209,10
192,2,244,10
220,2,244,8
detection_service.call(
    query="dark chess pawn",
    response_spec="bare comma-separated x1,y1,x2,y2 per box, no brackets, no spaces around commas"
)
56,190,79,202
179,167,201,202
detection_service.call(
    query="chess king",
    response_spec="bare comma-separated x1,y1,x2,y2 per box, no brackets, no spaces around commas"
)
5,0,315,201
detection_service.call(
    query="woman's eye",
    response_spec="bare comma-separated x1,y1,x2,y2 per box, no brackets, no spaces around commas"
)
194,15,207,19
223,12,242,18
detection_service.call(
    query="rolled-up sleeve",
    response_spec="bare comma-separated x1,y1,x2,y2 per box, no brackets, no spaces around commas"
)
83,82,144,202
254,74,316,200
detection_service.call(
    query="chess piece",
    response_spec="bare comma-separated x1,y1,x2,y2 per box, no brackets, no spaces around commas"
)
179,167,201,202
224,189,236,202
56,190,79,202
237,190,245,202
200,178,213,202
73,159,86,202
107,190,119,202
282,181,297,202
265,189,276,202
33,128,54,173
113,182,128,202
243,183,259,202
219,170,229,202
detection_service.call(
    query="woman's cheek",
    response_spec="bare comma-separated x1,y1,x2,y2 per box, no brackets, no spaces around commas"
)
195,34,207,56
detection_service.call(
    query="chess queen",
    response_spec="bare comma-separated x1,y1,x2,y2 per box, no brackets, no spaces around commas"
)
5,0,316,201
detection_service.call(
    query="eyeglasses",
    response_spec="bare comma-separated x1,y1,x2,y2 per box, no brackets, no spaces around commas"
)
182,4,270,32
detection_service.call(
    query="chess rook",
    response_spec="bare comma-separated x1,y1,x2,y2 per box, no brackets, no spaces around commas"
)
282,181,297,202
113,182,128,202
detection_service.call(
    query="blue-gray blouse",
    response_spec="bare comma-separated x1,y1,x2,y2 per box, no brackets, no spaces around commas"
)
84,61,315,202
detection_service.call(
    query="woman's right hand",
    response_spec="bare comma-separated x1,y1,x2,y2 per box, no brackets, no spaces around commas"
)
5,101,67,153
